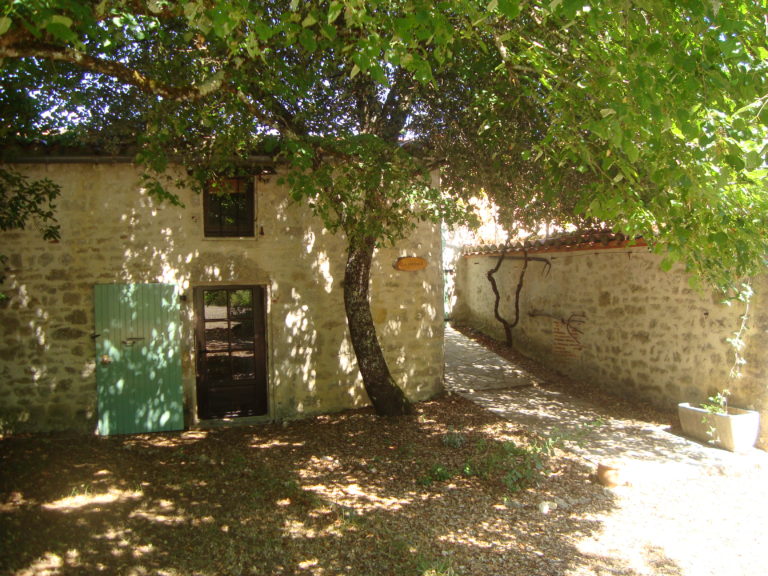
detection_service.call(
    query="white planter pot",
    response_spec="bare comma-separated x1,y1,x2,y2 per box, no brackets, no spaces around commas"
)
678,402,760,452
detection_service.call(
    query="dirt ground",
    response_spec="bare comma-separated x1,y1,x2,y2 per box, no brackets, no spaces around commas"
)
2,329,767,576
449,324,768,576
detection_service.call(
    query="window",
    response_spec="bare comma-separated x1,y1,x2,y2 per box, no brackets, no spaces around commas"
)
203,177,255,237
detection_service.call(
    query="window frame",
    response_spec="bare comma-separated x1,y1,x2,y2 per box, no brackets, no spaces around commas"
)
203,176,255,238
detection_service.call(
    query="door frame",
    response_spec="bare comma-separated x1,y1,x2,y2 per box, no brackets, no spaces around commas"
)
193,284,270,420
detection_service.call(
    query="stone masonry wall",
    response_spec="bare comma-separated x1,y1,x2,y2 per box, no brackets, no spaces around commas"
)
453,246,768,448
0,162,444,433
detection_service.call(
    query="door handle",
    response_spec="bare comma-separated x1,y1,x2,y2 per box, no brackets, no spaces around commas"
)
122,337,145,347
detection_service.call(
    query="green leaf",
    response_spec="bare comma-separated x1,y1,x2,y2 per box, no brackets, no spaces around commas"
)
299,29,317,51
708,231,729,247
252,20,275,41
328,1,343,24
370,64,388,86
746,168,768,181
0,17,12,36
302,13,317,28
561,0,583,19
45,22,78,43
600,108,616,118
183,2,202,22
724,153,745,171
623,141,639,163
745,151,762,171
50,15,74,28
498,0,520,18
210,8,234,37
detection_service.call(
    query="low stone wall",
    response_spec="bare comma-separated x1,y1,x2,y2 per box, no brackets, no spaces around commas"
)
453,245,768,448
0,162,444,433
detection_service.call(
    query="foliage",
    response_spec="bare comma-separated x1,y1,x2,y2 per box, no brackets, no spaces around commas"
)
425,420,605,491
701,388,731,443
0,1,764,288
465,438,548,492
418,463,455,486
2,0,767,410
0,168,61,298
425,435,551,492
702,389,731,415
0,168,60,241
441,427,468,449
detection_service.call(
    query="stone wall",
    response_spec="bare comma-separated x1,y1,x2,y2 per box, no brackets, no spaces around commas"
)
0,162,444,434
453,245,768,447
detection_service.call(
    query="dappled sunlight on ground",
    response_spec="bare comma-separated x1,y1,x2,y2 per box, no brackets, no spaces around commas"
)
0,396,623,576
445,324,768,576
1,325,766,575
42,488,143,512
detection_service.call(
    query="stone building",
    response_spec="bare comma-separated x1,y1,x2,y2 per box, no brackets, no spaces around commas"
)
451,232,768,448
0,156,445,434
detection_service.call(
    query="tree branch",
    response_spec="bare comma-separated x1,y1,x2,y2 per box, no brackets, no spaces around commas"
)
1,38,306,138
376,69,414,142
0,41,222,102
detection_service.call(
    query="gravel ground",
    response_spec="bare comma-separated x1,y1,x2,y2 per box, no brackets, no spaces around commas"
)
1,326,766,576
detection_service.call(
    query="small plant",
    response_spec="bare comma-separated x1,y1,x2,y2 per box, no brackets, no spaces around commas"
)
530,431,563,456
463,439,547,492
418,554,460,576
701,389,731,443
337,504,363,525
500,442,547,492
702,389,730,415
418,464,455,486
418,557,460,576
69,483,92,498
441,427,467,449
702,283,751,422
420,425,600,492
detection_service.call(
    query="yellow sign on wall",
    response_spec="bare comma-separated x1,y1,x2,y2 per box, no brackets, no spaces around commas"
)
394,257,428,271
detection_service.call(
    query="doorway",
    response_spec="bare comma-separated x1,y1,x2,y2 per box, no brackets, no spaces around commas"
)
195,286,268,419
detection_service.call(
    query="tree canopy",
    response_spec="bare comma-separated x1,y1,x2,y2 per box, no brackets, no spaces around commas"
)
3,1,766,287
2,0,767,411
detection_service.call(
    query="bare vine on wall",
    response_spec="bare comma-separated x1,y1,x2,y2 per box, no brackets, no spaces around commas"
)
486,250,551,346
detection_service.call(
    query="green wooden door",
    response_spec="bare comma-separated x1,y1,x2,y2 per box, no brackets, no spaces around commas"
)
95,284,184,435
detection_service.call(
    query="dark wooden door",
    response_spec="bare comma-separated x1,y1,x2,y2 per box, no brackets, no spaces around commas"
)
195,286,267,419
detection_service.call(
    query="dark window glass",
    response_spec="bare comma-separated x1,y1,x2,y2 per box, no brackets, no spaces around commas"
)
203,177,254,237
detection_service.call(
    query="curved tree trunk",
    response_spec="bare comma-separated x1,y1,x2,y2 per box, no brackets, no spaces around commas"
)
344,235,412,416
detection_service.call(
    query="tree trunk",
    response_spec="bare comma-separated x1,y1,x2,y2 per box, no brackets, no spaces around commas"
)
344,235,413,416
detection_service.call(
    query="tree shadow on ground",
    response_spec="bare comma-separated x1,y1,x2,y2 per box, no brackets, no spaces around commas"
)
0,396,683,576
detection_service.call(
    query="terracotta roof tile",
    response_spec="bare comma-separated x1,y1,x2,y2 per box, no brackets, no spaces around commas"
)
462,231,646,256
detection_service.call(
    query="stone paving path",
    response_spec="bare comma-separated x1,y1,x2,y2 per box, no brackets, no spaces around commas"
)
445,324,767,470
444,325,542,391
443,323,768,576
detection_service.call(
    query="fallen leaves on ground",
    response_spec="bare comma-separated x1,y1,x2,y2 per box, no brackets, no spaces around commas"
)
1,394,618,576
